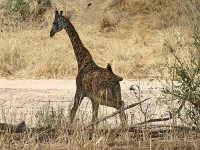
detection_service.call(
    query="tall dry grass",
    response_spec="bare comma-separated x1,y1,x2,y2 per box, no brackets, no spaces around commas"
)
0,0,199,79
0,1,199,149
0,96,199,149
0,25,170,79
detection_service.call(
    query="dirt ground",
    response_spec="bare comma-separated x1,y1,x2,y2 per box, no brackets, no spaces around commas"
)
0,79,168,128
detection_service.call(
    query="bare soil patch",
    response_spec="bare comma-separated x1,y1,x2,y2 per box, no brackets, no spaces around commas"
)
0,79,166,126
0,81,199,149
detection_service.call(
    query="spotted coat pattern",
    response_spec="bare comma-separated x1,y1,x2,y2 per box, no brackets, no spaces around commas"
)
50,11,127,127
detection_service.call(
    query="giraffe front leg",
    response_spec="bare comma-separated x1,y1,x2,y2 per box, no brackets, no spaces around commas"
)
70,91,84,123
89,100,99,139
91,100,99,124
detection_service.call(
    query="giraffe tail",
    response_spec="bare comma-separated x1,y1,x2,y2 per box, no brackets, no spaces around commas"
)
106,63,113,72
107,63,123,81
114,76,123,81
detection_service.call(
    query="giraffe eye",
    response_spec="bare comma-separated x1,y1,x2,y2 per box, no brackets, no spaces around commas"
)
53,21,58,25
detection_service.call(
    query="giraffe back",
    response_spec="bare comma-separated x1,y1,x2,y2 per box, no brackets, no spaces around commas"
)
77,65,123,104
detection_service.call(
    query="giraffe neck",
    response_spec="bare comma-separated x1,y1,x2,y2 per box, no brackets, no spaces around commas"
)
63,17,96,71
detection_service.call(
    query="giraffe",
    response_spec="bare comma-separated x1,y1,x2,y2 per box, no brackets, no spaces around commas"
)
106,63,113,73
50,11,127,128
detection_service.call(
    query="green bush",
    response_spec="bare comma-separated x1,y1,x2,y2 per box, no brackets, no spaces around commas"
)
2,0,51,19
163,26,200,129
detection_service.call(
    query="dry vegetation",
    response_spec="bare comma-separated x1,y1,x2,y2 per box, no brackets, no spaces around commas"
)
0,0,199,149
0,0,198,79
0,99,199,150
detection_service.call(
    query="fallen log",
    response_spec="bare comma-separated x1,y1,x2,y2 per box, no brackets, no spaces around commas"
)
0,121,26,133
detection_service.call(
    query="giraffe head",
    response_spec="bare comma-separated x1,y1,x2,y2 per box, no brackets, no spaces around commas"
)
50,11,65,37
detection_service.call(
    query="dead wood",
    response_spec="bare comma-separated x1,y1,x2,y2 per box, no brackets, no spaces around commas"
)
0,121,26,133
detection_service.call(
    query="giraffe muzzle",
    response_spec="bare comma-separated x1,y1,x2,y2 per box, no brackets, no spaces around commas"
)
50,30,55,37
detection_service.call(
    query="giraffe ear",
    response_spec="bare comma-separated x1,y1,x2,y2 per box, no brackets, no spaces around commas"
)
55,10,59,16
60,11,63,16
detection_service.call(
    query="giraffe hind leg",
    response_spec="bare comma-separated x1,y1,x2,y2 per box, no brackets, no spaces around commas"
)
101,99,127,128
113,100,127,128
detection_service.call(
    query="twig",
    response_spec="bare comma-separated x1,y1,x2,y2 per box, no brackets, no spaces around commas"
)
136,112,172,126
85,98,150,129
129,124,200,133
39,100,73,103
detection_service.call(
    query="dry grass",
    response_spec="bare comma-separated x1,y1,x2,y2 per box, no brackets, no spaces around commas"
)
0,1,199,149
0,78,199,149
0,95,199,150
0,23,192,79
0,108,199,150
1,133,198,150
0,0,198,79
0,24,192,79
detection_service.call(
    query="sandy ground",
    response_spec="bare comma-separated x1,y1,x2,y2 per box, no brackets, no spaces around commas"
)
0,79,169,127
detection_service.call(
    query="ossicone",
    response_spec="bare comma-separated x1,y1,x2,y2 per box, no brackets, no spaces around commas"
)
60,11,63,16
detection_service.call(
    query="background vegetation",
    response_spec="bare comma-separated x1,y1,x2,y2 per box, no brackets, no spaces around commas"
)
163,26,200,130
0,0,199,79
0,0,199,149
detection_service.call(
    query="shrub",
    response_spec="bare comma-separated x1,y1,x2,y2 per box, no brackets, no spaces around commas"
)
163,26,200,129
1,0,51,19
